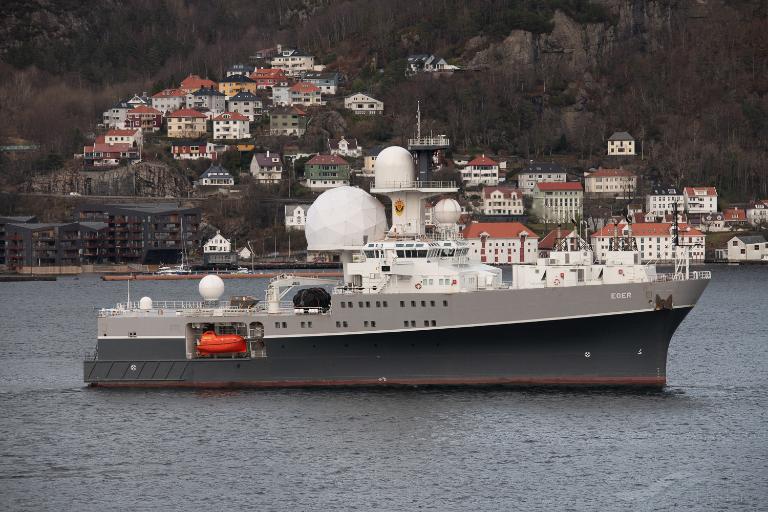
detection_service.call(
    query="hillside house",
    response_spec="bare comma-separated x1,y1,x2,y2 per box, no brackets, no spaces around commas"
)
532,182,584,223
151,89,187,114
270,48,315,76
460,155,499,187
304,154,350,190
746,200,768,226
226,91,262,121
406,54,458,75
196,164,234,187
481,186,524,216
179,74,216,93
290,82,322,106
462,222,539,264
83,133,141,168
584,168,636,198
225,64,253,77
516,162,567,196
269,106,308,136
250,151,283,184
684,187,718,214
328,136,362,158
212,112,250,140
125,105,163,132
363,146,383,175
607,131,636,156
250,68,287,89
102,100,132,129
218,74,258,99
646,186,684,216
185,88,226,116
284,204,308,231
301,72,340,95
344,93,383,115
591,222,705,263
727,235,768,262
167,108,208,138
171,140,219,160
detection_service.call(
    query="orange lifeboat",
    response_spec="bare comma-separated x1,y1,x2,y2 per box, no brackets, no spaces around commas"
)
197,331,247,354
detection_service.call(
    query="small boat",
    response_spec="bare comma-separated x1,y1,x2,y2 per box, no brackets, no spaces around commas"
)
197,331,247,354
156,264,193,275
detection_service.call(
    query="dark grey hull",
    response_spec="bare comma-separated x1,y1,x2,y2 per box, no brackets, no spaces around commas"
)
84,307,691,388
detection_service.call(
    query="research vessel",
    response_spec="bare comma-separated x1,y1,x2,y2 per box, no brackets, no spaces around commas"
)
84,146,710,388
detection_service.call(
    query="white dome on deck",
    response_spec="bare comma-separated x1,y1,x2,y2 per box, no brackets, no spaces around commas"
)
374,146,416,188
306,186,387,250
433,198,462,224
199,274,225,301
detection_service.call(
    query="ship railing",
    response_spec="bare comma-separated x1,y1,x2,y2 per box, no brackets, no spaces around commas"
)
650,270,711,282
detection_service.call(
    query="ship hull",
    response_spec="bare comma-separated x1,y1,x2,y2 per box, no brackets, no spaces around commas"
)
84,307,691,388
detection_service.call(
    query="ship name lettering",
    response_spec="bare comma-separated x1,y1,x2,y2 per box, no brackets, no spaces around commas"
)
611,292,632,299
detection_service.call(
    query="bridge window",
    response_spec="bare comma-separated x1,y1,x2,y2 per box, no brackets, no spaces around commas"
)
371,321,376,327
430,300,435,307
410,321,416,327
400,301,405,307
383,301,388,307
340,302,346,308
443,300,448,306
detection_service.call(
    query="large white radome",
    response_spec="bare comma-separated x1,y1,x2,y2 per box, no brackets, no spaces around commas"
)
306,186,387,250
433,198,462,224
199,274,225,300
374,146,415,188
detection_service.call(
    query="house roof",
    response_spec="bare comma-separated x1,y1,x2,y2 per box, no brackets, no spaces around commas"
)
520,162,564,174
105,129,139,137
0,215,37,223
212,111,249,122
250,68,286,79
284,203,309,215
220,74,255,84
307,154,348,166
482,186,521,199
684,187,717,196
127,105,161,115
365,145,384,157
252,152,283,167
302,72,339,81
588,168,635,178
228,91,260,101
77,203,200,215
536,182,583,192
346,92,381,102
192,87,225,97
593,222,703,237
180,74,216,90
468,155,498,167
290,82,320,94
732,235,767,244
463,222,539,240
199,164,233,180
609,131,634,141
649,186,681,195
153,88,186,98
539,229,574,250
271,106,307,116
723,208,746,221
168,108,208,118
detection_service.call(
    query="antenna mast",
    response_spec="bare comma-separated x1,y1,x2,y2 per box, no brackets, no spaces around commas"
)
416,100,421,140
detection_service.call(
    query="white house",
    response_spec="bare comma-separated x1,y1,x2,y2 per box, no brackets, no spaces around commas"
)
151,88,187,115
270,48,315,76
271,84,292,107
481,186,524,216
406,54,459,75
460,155,499,187
290,82,322,106
284,204,309,231
102,100,132,129
726,235,768,262
646,186,684,217
196,164,234,187
684,187,718,214
212,112,250,140
531,182,584,223
607,131,636,156
329,136,362,158
185,87,226,116
363,146,383,175
584,168,636,198
344,93,384,115
104,128,142,148
462,222,539,265
226,91,262,121
591,222,706,263
204,231,232,253
250,151,283,184
516,162,567,196
746,200,768,226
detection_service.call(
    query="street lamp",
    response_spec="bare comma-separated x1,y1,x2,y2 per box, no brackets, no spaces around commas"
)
247,240,255,272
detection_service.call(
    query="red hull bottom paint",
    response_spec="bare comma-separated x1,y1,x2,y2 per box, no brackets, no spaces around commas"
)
89,376,666,389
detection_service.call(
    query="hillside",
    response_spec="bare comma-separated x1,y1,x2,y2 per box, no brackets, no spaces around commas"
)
1,0,767,201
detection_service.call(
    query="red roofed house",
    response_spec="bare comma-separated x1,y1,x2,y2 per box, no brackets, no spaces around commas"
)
462,222,539,264
167,108,208,138
584,167,636,198
290,82,322,106
83,129,142,168
591,222,705,263
461,155,500,186
151,88,187,114
125,105,163,132
212,112,250,140
683,187,718,214
723,207,747,228
250,68,287,89
304,154,350,190
537,228,586,257
532,182,584,223
481,186,524,216
179,74,217,93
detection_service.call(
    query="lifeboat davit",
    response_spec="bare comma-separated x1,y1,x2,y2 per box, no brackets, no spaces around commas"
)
197,331,247,354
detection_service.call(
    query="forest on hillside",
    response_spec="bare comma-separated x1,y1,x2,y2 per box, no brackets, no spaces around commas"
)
0,0,767,200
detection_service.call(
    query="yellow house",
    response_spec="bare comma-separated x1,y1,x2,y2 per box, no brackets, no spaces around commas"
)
167,108,208,138
218,75,258,98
